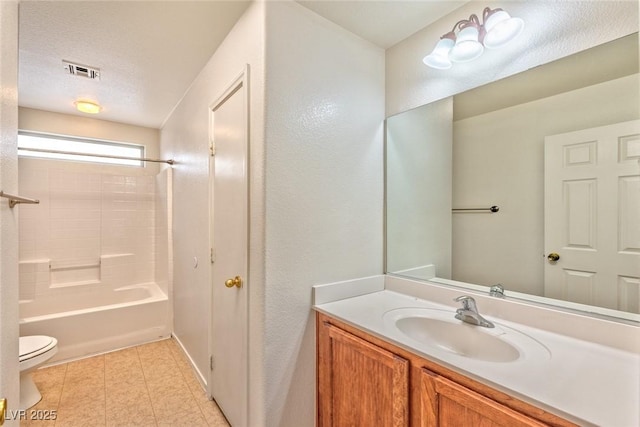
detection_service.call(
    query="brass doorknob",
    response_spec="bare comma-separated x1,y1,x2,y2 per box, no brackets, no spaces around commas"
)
0,398,6,426
547,252,560,262
225,276,243,288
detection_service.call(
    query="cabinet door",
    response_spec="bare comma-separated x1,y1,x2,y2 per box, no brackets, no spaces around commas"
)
318,321,409,427
420,369,547,427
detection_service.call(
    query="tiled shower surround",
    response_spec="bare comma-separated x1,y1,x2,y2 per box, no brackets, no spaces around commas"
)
18,163,169,303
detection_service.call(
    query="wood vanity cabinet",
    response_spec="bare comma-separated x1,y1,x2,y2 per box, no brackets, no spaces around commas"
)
318,320,409,426
420,369,546,427
317,312,576,427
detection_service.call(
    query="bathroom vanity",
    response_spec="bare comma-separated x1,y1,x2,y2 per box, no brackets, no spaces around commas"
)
313,276,640,427
317,313,569,426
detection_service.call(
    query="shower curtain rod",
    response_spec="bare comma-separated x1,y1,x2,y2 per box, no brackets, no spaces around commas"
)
19,147,175,165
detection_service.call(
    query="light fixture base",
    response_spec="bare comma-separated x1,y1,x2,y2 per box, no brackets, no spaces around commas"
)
74,100,102,114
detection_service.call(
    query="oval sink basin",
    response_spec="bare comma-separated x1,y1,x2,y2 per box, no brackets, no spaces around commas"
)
395,316,519,362
383,308,550,363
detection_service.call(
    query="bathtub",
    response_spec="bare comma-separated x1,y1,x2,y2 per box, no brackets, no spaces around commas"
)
19,283,171,363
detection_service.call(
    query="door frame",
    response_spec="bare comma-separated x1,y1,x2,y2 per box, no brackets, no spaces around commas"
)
0,1,21,422
207,64,250,421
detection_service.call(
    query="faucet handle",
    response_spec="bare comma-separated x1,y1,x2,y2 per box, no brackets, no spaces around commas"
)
489,284,505,298
454,295,477,312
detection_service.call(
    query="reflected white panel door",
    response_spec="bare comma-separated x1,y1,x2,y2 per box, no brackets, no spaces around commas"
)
544,120,640,312
209,69,248,427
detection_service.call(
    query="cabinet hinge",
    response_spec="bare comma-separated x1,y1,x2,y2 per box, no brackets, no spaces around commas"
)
209,142,215,157
210,355,214,371
210,248,215,264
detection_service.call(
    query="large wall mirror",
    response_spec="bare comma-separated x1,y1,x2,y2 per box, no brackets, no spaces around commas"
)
386,33,639,320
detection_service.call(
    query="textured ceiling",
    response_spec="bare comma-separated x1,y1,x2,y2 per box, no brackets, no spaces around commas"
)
297,0,468,49
18,1,468,130
18,1,251,129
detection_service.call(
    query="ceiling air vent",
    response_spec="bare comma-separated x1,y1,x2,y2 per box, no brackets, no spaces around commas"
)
63,60,100,80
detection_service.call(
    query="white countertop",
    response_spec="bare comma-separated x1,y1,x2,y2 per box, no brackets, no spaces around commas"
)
313,276,640,427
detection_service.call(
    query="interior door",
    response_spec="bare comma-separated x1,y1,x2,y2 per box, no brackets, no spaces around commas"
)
209,68,249,427
544,120,640,312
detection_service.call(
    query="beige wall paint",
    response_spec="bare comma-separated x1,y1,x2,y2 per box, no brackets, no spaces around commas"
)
263,2,384,425
452,74,639,295
160,1,266,424
162,1,384,425
387,97,452,279
0,1,20,423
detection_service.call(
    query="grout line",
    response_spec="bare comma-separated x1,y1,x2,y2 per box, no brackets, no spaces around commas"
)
42,340,200,427
103,354,107,427
168,339,210,422
136,343,160,427
167,337,230,427
52,363,68,427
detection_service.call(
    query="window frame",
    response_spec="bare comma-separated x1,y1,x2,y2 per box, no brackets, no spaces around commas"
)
17,131,146,167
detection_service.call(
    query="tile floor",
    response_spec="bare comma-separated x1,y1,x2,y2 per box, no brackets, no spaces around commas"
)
21,338,230,427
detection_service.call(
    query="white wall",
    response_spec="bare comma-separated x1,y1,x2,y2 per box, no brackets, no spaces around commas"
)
162,2,384,425
0,1,20,423
386,97,452,278
159,2,266,423
452,74,639,295
386,1,639,117
263,2,384,425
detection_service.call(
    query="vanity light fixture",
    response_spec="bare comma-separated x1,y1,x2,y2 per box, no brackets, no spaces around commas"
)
423,7,524,69
74,100,102,114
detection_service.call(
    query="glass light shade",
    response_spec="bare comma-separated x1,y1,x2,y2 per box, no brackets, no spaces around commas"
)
449,26,484,63
423,37,454,69
75,100,102,114
483,10,524,49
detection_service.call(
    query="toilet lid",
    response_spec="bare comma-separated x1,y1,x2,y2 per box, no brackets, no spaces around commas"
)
19,335,57,362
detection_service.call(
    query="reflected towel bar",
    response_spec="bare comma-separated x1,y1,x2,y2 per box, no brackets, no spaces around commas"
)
0,190,40,208
452,205,499,213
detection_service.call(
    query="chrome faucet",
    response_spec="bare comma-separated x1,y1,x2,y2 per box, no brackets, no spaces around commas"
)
489,284,505,298
454,296,494,328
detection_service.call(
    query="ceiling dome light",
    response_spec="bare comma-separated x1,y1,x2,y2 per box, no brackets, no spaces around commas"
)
482,9,525,49
74,100,102,114
449,24,484,63
423,36,455,70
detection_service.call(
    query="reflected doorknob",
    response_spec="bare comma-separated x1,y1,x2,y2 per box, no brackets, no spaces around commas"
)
547,252,560,262
225,276,243,288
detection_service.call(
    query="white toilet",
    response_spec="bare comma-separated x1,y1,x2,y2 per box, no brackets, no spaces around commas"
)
19,335,58,410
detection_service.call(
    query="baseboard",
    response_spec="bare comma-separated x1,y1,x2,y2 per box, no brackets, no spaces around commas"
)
172,332,208,392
